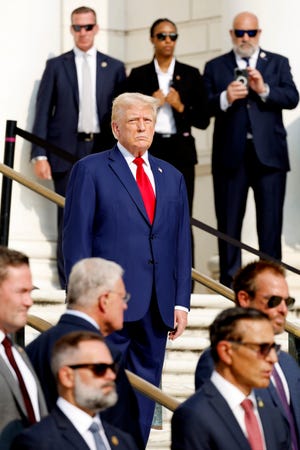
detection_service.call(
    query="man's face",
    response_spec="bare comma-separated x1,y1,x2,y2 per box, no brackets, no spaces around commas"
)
112,103,155,156
240,271,289,334
230,13,261,58
226,319,277,395
70,12,99,52
72,340,117,414
0,265,33,334
105,278,128,333
151,21,177,59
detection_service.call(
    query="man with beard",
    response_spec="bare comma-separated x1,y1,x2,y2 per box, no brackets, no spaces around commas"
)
204,11,299,287
12,331,138,449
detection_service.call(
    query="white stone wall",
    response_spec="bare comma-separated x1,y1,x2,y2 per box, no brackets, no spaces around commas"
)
0,0,300,289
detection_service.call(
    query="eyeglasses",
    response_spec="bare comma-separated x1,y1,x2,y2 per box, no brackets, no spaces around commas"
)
68,362,119,376
72,24,96,32
234,29,258,38
229,341,281,357
155,32,178,42
264,295,295,310
109,290,131,304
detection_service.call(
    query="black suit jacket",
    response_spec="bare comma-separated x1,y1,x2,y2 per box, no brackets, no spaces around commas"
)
203,49,299,171
172,380,290,449
31,50,126,172
26,313,143,448
11,405,138,450
127,60,209,164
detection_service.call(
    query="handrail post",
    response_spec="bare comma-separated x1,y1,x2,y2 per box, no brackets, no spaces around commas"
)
0,120,24,346
0,120,17,246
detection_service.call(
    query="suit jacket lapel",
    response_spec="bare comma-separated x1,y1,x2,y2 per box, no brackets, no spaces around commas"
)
62,51,79,106
53,406,91,450
204,382,251,449
108,147,151,224
0,354,27,417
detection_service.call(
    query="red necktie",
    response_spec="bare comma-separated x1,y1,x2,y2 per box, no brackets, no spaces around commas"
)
241,399,264,450
133,157,156,223
2,336,36,424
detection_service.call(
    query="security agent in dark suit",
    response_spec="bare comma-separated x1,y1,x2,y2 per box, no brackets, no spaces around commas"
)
172,307,291,450
12,331,138,450
126,18,209,215
31,6,126,288
204,11,299,287
195,260,300,449
26,257,143,449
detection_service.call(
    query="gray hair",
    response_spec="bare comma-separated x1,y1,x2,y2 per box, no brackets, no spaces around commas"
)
66,258,124,308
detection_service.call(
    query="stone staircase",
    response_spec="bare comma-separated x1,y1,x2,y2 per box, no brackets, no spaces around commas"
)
25,290,298,450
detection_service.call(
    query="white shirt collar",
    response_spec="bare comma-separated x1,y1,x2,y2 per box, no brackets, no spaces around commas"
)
65,310,100,331
117,143,151,167
74,46,97,58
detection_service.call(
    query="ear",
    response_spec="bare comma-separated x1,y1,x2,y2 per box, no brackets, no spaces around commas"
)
98,293,108,313
216,341,233,365
58,366,75,388
111,121,119,139
237,290,252,308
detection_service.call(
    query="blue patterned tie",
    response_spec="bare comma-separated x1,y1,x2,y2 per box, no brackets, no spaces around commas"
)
89,422,107,450
272,367,299,450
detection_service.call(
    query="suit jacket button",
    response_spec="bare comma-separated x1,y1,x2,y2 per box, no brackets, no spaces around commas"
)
148,259,154,264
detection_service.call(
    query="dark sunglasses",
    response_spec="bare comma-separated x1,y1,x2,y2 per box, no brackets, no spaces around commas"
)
155,32,178,42
234,29,258,38
229,341,281,357
68,362,118,376
72,24,96,32
265,295,295,310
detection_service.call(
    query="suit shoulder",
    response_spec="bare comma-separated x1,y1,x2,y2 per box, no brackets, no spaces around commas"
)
129,62,153,75
175,60,200,73
97,51,125,68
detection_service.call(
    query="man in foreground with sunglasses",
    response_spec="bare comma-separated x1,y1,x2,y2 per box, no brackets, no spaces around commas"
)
26,257,143,448
204,11,299,288
195,260,300,449
12,331,138,449
31,6,126,289
126,18,209,218
172,307,291,449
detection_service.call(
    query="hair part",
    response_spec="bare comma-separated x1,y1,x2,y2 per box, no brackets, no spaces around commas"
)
0,246,29,284
51,330,104,377
232,260,285,303
67,257,124,308
209,307,269,363
150,18,177,37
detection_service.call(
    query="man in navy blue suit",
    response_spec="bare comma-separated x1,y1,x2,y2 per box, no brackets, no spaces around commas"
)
195,260,300,449
31,6,126,287
13,331,138,450
204,11,299,287
172,307,291,449
26,257,143,448
63,92,192,446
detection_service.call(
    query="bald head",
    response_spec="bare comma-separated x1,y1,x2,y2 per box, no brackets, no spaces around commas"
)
230,11,261,58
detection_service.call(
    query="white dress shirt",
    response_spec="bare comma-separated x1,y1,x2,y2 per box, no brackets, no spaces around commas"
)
154,57,177,134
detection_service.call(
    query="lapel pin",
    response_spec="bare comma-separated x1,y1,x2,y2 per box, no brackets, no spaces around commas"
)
158,167,163,173
176,75,181,81
101,61,108,68
260,52,266,59
257,398,264,408
111,435,119,446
